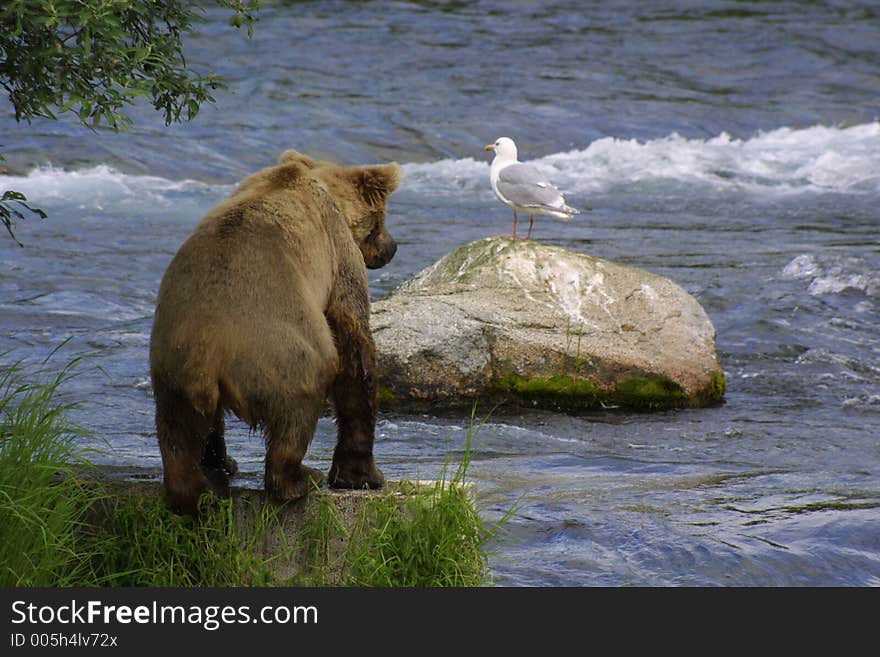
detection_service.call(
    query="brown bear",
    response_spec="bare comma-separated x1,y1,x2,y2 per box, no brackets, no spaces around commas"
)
149,149,400,514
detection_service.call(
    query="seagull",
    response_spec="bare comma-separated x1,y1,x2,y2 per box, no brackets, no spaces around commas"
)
485,137,578,240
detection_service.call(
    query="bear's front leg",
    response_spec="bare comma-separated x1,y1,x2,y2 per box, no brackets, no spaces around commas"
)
326,306,385,491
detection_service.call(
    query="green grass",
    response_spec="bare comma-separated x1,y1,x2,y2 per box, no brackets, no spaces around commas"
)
79,493,284,587
1,357,502,587
327,419,504,587
0,357,100,586
345,479,487,586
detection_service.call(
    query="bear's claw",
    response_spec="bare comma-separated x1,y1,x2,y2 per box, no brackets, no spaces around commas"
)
267,464,325,502
327,460,385,490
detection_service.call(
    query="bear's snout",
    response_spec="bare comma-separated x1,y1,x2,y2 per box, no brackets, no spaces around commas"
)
364,234,397,269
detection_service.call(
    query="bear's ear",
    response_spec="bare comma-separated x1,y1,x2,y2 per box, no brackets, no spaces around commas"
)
350,163,402,207
279,149,318,168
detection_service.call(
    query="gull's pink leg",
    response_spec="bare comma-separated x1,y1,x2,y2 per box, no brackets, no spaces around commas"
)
512,210,519,239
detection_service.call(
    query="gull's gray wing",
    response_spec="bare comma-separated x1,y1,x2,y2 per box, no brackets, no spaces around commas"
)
497,162,564,209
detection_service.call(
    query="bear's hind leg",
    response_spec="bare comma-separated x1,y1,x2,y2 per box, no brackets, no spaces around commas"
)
263,400,325,502
155,386,224,515
201,411,238,491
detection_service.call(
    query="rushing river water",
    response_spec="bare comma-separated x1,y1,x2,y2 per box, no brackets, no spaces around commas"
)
2,1,879,586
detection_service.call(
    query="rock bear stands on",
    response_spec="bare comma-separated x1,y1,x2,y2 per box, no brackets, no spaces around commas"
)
149,149,400,514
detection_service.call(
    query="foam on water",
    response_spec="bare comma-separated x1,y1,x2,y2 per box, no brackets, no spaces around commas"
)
8,122,878,206
2,165,229,212
401,156,489,196
782,253,880,298
401,122,880,197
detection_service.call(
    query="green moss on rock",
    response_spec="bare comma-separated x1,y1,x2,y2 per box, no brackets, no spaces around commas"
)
491,373,698,412
612,377,688,410
376,385,397,409
493,374,600,412
707,370,727,403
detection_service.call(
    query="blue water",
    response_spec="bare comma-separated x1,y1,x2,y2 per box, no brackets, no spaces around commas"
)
2,1,879,586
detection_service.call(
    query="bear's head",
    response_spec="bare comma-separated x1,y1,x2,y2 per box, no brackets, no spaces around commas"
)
279,150,401,269
336,164,401,269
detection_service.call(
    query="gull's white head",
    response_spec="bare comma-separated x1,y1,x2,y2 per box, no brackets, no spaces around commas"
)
484,136,518,161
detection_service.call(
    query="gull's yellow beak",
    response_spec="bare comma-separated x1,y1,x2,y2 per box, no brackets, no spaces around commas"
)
484,143,495,151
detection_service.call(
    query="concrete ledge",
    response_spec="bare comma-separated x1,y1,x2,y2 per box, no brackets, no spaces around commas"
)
86,466,475,584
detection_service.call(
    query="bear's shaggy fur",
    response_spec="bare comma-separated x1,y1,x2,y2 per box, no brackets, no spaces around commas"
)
149,149,400,514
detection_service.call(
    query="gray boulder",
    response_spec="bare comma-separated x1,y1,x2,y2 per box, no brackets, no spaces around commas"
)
371,237,726,412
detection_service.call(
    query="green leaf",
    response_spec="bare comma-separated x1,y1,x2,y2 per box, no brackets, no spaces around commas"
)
1,190,28,203
1,189,47,247
1,1,263,243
